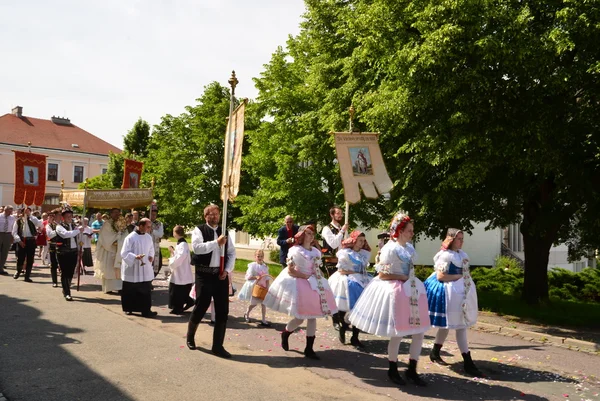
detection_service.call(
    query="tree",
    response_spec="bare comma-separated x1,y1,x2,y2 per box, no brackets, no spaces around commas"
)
83,151,125,190
339,0,600,304
143,82,257,229
236,1,390,238
123,118,151,158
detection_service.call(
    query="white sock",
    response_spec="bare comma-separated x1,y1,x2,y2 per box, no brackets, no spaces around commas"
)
388,337,402,362
306,319,317,336
409,333,424,360
286,318,304,332
456,328,469,354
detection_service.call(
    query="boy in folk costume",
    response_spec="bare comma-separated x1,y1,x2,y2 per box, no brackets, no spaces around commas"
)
349,213,430,386
238,249,271,327
423,228,484,377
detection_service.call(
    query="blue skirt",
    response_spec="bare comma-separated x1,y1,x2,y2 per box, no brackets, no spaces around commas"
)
423,273,447,327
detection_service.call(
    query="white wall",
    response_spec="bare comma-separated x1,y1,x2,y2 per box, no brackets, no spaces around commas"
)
414,222,502,267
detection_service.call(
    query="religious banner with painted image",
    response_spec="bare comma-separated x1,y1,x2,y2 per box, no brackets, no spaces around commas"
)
221,99,247,201
13,150,47,206
333,132,393,204
122,159,144,189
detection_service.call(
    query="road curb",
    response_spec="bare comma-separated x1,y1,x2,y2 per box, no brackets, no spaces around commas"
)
474,321,600,355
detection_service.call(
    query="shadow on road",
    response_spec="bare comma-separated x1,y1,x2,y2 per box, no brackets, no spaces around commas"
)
0,294,135,401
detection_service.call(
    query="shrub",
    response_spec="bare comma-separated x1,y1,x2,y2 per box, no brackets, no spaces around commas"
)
269,249,280,264
414,265,434,281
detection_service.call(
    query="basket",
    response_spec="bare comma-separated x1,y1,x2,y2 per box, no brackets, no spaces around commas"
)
252,274,272,300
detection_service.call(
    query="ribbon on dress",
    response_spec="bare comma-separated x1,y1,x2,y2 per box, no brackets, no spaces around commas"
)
407,260,421,327
461,258,474,326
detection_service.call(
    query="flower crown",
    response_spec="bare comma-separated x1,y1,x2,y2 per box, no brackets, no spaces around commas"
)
390,212,412,239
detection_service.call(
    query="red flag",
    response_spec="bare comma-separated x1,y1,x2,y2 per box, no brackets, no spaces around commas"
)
13,150,47,206
122,159,143,189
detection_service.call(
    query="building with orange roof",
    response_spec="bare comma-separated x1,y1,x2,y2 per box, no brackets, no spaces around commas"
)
0,106,121,211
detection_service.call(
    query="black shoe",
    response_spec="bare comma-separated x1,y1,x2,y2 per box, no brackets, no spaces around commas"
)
0,270,9,275
52,283,58,288
186,321,199,350
208,320,215,326
350,328,365,349
406,359,427,386
339,324,347,344
13,273,20,279
212,347,232,359
65,295,73,301
462,352,486,377
142,311,158,318
125,311,133,315
170,309,184,315
430,343,449,366
24,278,33,283
259,321,271,327
281,330,292,351
388,361,406,385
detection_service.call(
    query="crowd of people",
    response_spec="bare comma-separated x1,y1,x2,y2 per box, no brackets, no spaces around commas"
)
0,202,483,387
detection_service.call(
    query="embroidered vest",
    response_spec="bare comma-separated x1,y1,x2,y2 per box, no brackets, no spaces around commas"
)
192,224,229,273
322,223,340,255
17,218,37,239
57,223,77,253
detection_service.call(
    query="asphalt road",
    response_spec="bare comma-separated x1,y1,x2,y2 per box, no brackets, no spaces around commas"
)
1,257,599,401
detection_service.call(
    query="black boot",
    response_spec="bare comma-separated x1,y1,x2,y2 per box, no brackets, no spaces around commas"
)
281,330,292,351
304,336,320,360
338,311,348,344
429,343,449,365
462,351,485,377
212,321,232,359
387,361,406,385
332,312,341,331
186,321,199,350
405,359,427,386
350,327,364,349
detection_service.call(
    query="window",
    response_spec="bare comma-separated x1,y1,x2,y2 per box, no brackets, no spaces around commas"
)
48,163,58,181
44,194,60,205
101,167,108,175
73,166,84,183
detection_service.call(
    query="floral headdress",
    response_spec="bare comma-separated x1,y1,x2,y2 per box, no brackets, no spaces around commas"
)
389,212,412,239
341,230,371,251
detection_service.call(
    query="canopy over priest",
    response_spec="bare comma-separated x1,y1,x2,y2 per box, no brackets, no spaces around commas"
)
120,218,157,318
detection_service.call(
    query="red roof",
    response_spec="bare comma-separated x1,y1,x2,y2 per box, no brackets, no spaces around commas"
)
0,113,121,156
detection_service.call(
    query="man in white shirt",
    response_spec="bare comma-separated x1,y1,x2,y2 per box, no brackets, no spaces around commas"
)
120,218,157,318
12,207,43,282
186,204,236,358
0,205,16,275
321,206,348,330
56,209,85,300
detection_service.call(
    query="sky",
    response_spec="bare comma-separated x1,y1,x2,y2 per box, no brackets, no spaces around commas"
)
0,0,306,148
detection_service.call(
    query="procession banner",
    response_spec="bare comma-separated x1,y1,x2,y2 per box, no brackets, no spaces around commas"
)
333,132,393,204
61,188,154,209
220,99,247,201
13,150,47,206
122,159,144,189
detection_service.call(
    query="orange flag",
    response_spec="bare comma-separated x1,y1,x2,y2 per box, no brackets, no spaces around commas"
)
13,150,47,206
122,159,143,189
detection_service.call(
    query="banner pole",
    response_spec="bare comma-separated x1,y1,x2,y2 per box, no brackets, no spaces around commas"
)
343,105,357,239
220,71,238,275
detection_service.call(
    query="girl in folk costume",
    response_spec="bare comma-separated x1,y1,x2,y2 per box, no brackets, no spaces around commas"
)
78,218,94,269
264,225,338,360
423,228,484,377
349,213,430,386
167,225,195,315
328,230,372,347
238,249,272,327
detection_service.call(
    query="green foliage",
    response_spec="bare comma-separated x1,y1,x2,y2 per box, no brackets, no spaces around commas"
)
123,118,151,158
269,249,280,264
548,267,600,302
80,151,125,190
471,266,524,296
414,265,434,281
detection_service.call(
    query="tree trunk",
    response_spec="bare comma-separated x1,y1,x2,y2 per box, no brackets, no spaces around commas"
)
520,178,563,305
521,230,552,304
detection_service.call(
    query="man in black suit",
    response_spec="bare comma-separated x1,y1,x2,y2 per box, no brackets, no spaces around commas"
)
276,215,299,267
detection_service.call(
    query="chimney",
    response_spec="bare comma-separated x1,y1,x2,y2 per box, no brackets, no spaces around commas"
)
11,106,23,118
51,116,71,125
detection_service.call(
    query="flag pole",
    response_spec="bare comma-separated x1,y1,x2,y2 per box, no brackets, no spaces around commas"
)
344,105,356,238
220,71,238,275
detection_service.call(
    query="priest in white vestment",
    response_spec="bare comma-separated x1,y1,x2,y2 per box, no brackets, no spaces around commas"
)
94,208,127,293
120,218,157,318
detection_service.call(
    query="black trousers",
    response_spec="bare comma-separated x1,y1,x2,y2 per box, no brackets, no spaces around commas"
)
189,271,229,350
49,246,59,284
16,237,37,279
57,250,77,296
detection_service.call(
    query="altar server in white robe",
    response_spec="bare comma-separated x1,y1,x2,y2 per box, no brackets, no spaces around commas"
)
120,218,157,318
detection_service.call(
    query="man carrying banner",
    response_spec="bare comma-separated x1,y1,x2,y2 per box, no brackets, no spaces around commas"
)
12,207,43,282
186,204,236,358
